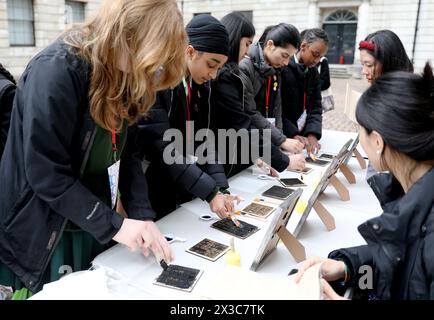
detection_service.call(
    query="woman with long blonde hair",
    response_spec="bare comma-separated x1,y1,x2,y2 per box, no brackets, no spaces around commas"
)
0,0,186,297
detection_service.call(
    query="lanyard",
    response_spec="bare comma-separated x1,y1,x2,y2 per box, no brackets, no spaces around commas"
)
182,77,193,147
111,128,118,162
303,92,307,111
265,76,272,118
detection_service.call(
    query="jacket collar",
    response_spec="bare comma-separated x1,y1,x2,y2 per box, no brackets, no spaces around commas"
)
248,42,275,77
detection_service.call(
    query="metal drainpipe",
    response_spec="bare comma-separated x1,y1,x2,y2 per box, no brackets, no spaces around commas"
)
412,0,422,64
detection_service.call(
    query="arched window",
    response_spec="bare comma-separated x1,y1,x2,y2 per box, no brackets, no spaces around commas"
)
325,9,357,24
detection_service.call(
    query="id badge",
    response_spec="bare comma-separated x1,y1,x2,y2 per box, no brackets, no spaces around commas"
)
266,118,276,127
107,160,121,209
186,154,198,164
297,110,307,131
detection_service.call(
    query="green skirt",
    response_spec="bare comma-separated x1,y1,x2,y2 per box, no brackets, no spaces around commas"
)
0,223,112,299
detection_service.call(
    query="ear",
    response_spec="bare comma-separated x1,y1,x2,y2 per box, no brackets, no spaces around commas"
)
186,45,195,58
371,130,385,154
300,42,308,51
266,39,274,49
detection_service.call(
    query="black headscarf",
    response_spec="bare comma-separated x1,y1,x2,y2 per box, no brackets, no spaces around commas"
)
186,14,229,56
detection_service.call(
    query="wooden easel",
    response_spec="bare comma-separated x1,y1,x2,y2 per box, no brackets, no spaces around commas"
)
339,162,356,184
330,174,350,201
313,200,336,231
277,227,306,262
353,148,367,169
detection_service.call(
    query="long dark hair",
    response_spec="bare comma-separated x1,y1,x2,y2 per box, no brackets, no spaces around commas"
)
221,12,255,65
0,63,16,85
259,23,300,50
356,62,434,162
363,30,413,74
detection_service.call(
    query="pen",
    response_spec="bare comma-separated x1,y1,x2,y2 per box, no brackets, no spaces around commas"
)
155,252,168,270
230,215,242,228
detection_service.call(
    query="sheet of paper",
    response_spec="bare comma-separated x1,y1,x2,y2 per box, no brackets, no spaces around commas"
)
198,263,323,300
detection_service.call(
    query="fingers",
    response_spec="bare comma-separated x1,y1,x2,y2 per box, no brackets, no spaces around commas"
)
149,234,172,264
294,258,322,283
321,279,346,300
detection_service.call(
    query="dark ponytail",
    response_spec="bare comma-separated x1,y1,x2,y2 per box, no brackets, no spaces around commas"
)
356,61,434,162
259,23,300,50
0,63,16,85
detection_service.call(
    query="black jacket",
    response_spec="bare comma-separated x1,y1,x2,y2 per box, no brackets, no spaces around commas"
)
0,74,15,160
281,57,323,139
239,42,286,147
329,169,434,299
0,41,154,292
210,63,289,176
137,80,228,217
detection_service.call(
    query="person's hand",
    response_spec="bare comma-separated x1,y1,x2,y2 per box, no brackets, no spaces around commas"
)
294,135,309,147
287,154,306,171
112,219,173,263
321,279,347,300
306,134,321,155
269,166,280,177
295,257,346,283
226,194,243,206
141,221,173,263
281,138,304,153
209,193,234,219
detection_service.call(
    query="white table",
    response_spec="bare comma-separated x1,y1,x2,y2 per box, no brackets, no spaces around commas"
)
31,130,382,300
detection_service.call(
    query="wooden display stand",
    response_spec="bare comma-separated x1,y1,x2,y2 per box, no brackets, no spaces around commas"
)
330,174,350,201
277,227,306,262
339,162,356,184
354,148,367,169
313,200,336,231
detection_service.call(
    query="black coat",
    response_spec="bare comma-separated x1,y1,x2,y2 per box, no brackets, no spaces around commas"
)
281,57,323,139
137,80,228,217
210,63,289,176
239,42,287,146
0,74,15,160
0,41,154,292
329,169,434,299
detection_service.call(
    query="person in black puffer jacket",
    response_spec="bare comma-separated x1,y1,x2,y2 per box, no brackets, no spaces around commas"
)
210,13,296,177
239,24,306,171
295,63,434,300
137,14,236,220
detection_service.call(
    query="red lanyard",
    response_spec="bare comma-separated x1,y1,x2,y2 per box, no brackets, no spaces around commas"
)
303,92,307,111
186,81,192,145
265,76,272,118
111,128,118,162
186,80,192,122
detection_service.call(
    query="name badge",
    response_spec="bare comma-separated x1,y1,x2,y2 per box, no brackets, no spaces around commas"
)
108,160,121,209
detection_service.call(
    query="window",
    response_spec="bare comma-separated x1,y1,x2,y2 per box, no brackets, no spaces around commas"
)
65,0,85,25
6,0,35,46
193,12,211,17
233,10,253,24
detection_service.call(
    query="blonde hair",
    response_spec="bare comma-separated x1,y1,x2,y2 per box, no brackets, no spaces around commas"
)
64,0,186,131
